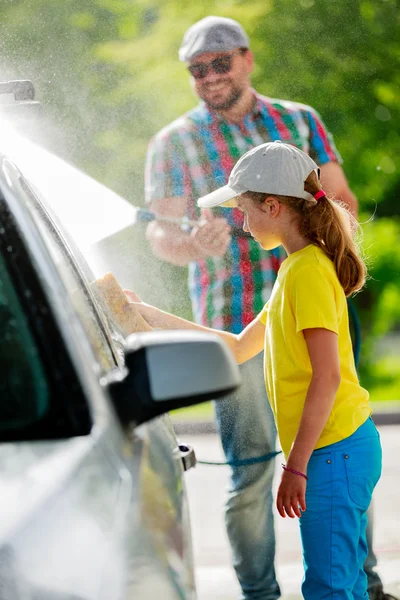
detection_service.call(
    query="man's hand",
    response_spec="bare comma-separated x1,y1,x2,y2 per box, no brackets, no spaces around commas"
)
146,197,231,265
276,469,307,518
191,209,231,258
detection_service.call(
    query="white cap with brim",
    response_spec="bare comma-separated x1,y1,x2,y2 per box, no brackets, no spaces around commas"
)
198,185,239,208
197,141,320,209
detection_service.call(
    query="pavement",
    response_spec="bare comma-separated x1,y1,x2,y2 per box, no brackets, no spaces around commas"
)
177,420,400,600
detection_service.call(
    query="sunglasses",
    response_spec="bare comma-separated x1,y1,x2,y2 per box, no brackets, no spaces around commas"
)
188,50,244,80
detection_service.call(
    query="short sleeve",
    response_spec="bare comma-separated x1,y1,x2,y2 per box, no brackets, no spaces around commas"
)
145,133,186,205
258,303,269,326
291,266,339,334
302,106,343,166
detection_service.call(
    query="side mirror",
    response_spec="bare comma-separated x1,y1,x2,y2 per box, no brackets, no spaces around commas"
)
108,330,241,426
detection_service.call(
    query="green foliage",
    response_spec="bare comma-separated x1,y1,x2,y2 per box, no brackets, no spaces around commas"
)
352,217,400,390
362,218,400,336
1,0,399,398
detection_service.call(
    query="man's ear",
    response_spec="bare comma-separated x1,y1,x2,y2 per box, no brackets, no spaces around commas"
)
245,50,254,74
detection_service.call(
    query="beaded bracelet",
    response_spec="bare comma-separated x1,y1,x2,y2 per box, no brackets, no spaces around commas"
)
282,464,308,480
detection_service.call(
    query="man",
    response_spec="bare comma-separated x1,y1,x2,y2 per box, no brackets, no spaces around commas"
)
145,15,393,600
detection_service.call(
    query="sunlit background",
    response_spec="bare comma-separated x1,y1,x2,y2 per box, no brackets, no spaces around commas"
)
0,0,399,407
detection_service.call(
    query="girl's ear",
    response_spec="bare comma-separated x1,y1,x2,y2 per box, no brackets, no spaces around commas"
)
261,196,280,217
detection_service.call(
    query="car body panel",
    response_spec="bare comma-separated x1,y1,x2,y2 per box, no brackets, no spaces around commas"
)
0,126,197,598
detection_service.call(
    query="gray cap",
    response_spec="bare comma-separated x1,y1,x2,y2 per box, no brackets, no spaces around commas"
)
179,16,249,62
197,141,320,208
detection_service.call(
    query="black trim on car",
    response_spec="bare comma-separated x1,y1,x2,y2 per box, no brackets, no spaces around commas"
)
0,189,92,441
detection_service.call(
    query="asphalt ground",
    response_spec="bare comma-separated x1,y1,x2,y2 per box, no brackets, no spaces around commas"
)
179,423,400,600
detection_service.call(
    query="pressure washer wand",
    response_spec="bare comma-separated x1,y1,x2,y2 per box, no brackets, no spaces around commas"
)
133,206,251,239
133,207,202,229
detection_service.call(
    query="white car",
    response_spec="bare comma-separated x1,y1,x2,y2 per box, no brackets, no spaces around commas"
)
0,80,240,600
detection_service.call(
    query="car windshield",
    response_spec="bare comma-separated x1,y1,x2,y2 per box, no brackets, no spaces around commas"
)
0,121,134,257
0,250,49,431
16,174,123,372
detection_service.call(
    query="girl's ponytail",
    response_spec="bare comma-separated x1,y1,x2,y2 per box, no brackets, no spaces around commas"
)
301,172,366,296
246,171,367,296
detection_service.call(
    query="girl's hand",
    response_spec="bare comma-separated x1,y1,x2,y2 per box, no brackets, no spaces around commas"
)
123,289,152,322
276,469,307,518
122,293,168,330
124,289,143,304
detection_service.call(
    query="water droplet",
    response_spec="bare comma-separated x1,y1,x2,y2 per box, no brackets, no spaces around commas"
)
375,105,391,122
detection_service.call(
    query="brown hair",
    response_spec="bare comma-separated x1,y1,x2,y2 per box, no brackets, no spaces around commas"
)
246,171,367,296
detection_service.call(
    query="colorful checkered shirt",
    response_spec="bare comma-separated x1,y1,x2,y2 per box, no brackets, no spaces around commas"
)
145,91,342,333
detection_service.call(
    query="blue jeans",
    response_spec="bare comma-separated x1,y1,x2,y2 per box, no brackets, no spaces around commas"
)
299,417,382,600
214,353,281,600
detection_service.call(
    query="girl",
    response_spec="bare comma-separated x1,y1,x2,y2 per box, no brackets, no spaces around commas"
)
126,141,382,599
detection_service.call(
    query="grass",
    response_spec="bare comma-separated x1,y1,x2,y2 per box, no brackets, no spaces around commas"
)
363,354,400,403
171,401,214,423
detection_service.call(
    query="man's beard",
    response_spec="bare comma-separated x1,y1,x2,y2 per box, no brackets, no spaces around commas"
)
202,84,244,111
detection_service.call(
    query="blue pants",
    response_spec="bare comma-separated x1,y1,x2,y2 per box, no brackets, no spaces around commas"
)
299,417,382,600
214,353,280,600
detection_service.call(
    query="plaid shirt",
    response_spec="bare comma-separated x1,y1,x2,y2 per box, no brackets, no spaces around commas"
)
145,91,342,333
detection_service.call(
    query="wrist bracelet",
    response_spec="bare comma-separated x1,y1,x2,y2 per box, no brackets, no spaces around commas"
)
282,464,308,480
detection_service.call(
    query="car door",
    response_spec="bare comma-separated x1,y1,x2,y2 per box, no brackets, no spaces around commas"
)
0,156,196,599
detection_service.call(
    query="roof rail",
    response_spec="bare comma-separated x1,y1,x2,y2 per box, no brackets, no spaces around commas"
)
0,80,36,102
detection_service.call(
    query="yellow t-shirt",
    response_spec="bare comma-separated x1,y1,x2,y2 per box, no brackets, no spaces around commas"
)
258,244,371,457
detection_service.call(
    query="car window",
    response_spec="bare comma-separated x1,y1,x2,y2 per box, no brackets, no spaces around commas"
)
0,250,49,431
19,177,122,374
0,181,92,441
